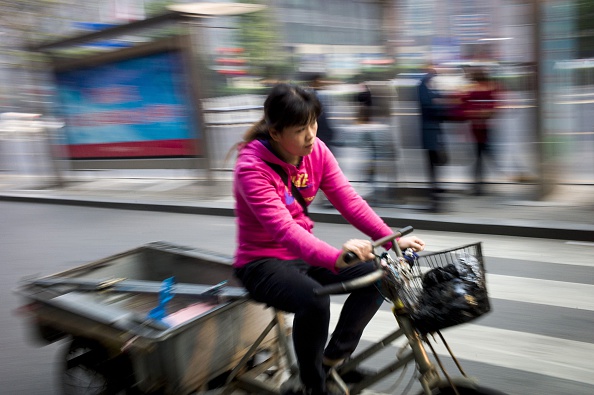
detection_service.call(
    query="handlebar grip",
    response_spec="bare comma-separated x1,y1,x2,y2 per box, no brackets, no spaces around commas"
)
372,226,415,248
343,251,357,265
398,225,414,237
314,270,384,296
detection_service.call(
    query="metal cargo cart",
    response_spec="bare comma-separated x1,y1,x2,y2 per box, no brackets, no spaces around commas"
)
15,242,281,395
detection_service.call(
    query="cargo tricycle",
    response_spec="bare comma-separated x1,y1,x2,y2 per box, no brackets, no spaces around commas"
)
15,227,507,395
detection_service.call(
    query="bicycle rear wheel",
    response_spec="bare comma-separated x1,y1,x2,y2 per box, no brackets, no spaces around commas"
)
62,338,137,395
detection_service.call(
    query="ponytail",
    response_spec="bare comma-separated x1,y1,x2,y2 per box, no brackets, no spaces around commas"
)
225,118,270,164
242,118,270,143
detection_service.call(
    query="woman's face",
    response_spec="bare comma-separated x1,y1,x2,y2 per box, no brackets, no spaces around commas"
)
271,119,318,165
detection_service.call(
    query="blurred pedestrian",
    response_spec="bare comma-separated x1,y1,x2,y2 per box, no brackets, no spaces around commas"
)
352,83,396,203
306,73,339,208
418,68,448,212
356,83,375,183
307,73,337,153
463,67,497,195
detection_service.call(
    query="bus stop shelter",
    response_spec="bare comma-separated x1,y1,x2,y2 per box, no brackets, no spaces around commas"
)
31,2,265,184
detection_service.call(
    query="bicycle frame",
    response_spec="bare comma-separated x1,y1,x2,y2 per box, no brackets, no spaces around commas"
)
225,305,476,395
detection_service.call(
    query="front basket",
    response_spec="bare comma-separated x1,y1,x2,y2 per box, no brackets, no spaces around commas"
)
399,243,491,334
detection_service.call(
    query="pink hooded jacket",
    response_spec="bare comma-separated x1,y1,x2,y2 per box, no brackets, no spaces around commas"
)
233,138,393,272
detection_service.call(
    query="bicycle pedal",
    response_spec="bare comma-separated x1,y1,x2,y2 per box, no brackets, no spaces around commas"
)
327,369,349,395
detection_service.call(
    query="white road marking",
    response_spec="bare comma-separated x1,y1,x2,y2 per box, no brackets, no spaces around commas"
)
413,233,594,267
565,241,594,247
330,304,594,386
486,274,594,311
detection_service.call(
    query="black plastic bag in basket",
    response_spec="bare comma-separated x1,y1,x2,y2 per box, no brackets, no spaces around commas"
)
410,253,490,334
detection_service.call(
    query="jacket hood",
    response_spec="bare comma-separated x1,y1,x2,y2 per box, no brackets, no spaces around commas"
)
238,139,297,173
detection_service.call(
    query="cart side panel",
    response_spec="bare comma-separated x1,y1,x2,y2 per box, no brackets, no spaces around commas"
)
131,300,277,394
28,304,136,354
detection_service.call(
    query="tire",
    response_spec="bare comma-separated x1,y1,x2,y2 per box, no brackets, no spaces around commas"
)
62,338,137,395
415,380,508,395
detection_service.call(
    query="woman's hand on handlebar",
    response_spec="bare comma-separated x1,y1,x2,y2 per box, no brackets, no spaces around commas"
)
397,236,425,252
334,234,425,270
335,239,374,269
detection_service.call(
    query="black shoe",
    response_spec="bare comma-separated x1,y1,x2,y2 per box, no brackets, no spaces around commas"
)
334,365,374,385
427,201,443,213
324,362,373,385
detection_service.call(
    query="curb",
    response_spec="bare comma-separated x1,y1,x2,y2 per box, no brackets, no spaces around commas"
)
2,193,593,242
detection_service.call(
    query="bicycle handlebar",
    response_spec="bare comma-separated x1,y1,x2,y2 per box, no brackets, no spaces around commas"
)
314,226,414,296
313,269,384,296
372,225,413,247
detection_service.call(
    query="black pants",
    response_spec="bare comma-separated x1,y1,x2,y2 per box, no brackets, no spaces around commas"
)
426,149,440,189
426,149,445,205
234,258,384,393
474,141,493,192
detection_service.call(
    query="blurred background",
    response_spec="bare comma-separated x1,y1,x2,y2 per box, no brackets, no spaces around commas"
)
0,0,592,202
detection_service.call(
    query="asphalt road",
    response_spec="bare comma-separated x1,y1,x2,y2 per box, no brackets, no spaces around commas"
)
2,201,593,394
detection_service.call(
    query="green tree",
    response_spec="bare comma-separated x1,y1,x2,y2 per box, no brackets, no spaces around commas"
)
0,0,66,111
237,0,294,80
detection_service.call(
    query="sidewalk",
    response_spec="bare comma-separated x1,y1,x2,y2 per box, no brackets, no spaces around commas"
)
1,174,593,241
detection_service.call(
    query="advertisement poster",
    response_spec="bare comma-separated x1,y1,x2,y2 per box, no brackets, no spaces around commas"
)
56,50,199,159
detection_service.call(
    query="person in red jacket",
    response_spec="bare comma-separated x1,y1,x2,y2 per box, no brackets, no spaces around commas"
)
232,82,425,395
463,67,498,195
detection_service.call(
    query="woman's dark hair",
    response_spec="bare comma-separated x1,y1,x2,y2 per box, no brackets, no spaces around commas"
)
243,83,321,143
